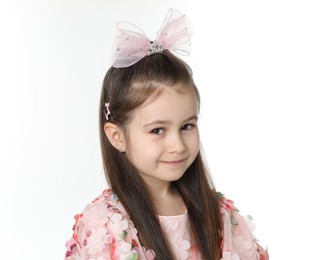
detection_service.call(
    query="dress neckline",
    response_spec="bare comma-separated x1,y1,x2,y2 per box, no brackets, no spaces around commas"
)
158,211,188,218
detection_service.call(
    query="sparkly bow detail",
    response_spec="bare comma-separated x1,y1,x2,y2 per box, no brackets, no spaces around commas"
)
112,8,193,68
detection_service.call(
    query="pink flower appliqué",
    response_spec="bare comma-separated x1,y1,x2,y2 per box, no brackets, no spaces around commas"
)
84,203,110,227
145,249,156,260
159,217,179,233
118,241,138,260
87,227,113,255
90,257,106,260
245,215,256,232
65,239,79,258
120,241,133,253
232,235,255,258
108,213,128,239
220,250,241,260
171,233,190,260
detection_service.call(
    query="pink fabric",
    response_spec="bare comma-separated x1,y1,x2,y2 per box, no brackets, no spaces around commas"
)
219,195,269,260
158,212,201,259
112,8,192,68
64,189,268,259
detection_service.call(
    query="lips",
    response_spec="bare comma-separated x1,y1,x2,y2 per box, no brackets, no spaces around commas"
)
160,159,186,165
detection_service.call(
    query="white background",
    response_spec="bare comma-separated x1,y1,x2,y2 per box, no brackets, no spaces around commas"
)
1,0,327,259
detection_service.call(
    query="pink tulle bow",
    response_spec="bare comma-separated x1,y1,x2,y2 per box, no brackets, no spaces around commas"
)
112,8,193,68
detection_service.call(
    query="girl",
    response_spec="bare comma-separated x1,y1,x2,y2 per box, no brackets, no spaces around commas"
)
65,9,268,260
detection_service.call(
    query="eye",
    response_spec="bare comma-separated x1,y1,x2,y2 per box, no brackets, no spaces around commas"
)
150,128,165,135
181,123,194,131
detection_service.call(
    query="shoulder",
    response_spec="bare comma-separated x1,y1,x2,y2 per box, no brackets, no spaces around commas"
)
82,188,128,221
65,188,154,260
217,191,238,213
217,192,269,260
73,188,130,239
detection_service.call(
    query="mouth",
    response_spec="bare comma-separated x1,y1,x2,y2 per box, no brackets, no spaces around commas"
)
160,159,186,165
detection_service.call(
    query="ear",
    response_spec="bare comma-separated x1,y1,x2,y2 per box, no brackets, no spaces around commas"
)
104,122,126,153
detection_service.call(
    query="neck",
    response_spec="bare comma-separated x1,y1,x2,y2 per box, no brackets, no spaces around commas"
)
143,181,186,216
141,177,172,197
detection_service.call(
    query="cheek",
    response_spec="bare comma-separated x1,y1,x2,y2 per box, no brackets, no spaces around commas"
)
193,139,200,153
188,131,200,154
142,139,163,157
188,129,200,144
126,136,161,161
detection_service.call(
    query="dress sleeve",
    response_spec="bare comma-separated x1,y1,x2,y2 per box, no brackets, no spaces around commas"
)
218,192,269,260
64,213,87,259
64,194,117,260
64,189,152,260
64,208,114,260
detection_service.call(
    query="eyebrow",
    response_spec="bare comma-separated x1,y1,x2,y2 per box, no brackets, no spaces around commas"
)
143,115,198,128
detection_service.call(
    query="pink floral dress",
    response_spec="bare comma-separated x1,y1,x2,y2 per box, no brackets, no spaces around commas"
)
64,189,268,260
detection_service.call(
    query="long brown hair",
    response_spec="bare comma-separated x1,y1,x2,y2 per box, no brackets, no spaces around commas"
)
99,51,221,259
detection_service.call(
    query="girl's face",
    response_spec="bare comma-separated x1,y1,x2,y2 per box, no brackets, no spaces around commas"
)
124,84,200,188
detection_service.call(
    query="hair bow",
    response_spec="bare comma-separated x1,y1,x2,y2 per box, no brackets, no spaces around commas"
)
112,8,193,68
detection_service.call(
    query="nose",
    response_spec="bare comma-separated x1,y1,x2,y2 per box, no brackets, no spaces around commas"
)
167,132,186,154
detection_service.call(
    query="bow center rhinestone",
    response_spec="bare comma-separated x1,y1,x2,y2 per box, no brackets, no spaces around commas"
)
147,41,165,55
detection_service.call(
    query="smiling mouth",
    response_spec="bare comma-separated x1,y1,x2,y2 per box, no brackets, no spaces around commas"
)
161,159,186,165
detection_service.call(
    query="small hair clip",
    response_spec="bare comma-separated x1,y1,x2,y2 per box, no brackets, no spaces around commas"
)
104,102,111,121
